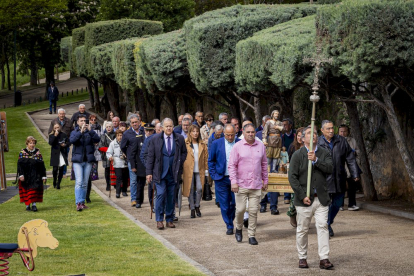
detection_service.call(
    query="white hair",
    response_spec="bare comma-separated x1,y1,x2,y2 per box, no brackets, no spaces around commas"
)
161,118,174,127
79,104,85,108
219,113,228,120
58,108,66,114
215,125,224,131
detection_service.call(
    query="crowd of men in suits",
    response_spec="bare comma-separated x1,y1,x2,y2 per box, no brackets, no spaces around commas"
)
48,104,362,270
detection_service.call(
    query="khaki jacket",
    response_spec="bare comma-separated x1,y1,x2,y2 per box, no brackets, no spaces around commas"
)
182,138,208,197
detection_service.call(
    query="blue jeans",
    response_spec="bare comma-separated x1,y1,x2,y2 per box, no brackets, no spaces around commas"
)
284,193,291,201
49,100,57,113
261,192,279,210
155,171,176,222
328,192,345,226
128,162,137,202
215,176,236,230
73,162,92,204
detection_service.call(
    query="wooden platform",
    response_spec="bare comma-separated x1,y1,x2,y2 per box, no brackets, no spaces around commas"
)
267,173,293,193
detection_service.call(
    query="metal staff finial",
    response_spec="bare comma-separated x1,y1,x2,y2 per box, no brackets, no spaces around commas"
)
302,45,333,198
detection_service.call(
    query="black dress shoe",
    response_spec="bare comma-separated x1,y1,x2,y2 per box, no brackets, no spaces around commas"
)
260,205,266,213
26,206,31,211
328,225,334,237
226,229,234,235
235,229,242,242
191,210,196,218
86,198,91,204
116,194,120,198
173,216,178,222
299,259,309,268
31,205,38,212
49,111,52,114
195,207,201,217
106,186,111,191
271,209,280,215
122,192,128,197
216,201,220,208
243,218,249,228
136,204,142,208
249,237,258,245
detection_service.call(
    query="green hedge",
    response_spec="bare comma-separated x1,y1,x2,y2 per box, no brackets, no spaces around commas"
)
112,38,142,91
134,37,155,91
84,19,163,49
235,16,316,92
317,0,341,4
135,30,187,92
89,43,114,81
60,36,72,67
72,27,86,49
184,4,317,93
316,0,414,83
73,46,88,76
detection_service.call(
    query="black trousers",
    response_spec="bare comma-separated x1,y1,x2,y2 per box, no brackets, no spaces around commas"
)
136,176,146,204
346,177,358,207
115,168,129,195
86,176,92,201
52,166,64,187
105,167,111,188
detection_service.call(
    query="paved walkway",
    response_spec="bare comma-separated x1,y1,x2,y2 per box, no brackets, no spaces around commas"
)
21,101,414,275
0,77,88,108
22,71,71,86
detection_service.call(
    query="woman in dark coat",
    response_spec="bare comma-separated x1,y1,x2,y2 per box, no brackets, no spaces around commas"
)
17,136,47,212
49,123,69,189
99,122,116,191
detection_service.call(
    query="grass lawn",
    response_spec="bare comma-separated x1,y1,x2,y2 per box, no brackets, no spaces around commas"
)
0,178,204,275
3,90,102,174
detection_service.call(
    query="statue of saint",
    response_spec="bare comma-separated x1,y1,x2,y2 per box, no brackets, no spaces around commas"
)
263,110,283,173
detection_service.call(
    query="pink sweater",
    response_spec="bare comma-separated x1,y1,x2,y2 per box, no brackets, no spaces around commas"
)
228,138,268,189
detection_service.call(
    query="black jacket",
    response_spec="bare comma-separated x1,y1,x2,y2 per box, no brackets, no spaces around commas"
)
120,127,145,160
146,132,187,184
71,111,90,127
317,135,359,193
289,146,333,207
48,132,69,167
48,117,74,137
129,135,146,177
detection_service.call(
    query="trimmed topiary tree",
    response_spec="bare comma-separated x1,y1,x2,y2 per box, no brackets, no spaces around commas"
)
60,36,72,67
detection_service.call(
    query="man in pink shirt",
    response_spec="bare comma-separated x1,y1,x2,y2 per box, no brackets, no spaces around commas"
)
228,123,268,245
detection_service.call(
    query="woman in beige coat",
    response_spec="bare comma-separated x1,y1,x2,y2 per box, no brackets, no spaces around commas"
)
182,124,208,218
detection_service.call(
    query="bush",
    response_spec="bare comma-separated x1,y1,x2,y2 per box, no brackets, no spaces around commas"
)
73,46,87,76
112,38,142,91
235,16,316,92
89,42,115,81
134,30,187,92
133,37,154,91
60,36,72,67
184,4,317,93
316,0,414,83
317,0,341,4
72,27,86,49
84,19,163,49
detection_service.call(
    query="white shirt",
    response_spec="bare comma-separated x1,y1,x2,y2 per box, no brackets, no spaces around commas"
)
193,143,199,173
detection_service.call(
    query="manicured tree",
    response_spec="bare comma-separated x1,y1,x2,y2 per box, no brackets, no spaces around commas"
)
317,0,414,194
134,30,195,122
184,4,317,119
60,36,72,75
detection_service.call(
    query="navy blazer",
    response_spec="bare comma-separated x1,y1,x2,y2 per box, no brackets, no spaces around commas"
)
47,86,59,101
120,126,145,161
173,125,182,134
208,137,240,181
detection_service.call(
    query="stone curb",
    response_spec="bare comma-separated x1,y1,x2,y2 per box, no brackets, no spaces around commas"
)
359,202,414,221
92,184,216,276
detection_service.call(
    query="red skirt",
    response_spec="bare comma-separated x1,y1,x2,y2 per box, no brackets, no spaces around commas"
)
19,180,43,204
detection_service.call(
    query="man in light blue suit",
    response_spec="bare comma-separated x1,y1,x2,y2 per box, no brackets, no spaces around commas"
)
208,124,240,235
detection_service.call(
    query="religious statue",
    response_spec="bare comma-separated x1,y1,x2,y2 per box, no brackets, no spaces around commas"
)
263,110,284,173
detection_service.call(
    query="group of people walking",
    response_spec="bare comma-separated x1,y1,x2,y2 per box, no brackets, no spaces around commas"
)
17,102,363,270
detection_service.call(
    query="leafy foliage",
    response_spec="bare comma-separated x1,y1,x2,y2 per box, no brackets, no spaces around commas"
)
133,37,154,90
72,27,86,49
112,38,142,91
73,46,88,76
235,16,316,92
89,43,114,80
317,0,341,4
60,36,72,67
134,30,188,92
98,0,195,32
316,0,414,83
184,4,317,93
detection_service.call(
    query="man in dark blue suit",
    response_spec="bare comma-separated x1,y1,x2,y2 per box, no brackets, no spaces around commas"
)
47,81,59,114
146,118,187,230
208,124,240,235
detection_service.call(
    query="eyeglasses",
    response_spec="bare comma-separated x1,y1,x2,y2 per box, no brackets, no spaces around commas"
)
90,119,96,122
206,119,213,122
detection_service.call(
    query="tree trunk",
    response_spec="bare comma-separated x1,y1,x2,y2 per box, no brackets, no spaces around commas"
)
93,79,101,113
345,101,378,201
154,95,162,120
106,79,120,117
380,86,414,192
5,53,11,91
196,96,203,112
166,93,178,124
123,88,132,117
30,67,37,86
253,91,261,127
0,63,4,90
138,88,148,122
179,96,186,116
56,64,59,81
86,77,95,108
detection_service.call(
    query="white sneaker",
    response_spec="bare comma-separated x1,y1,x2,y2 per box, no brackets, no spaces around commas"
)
339,207,344,211
348,205,360,211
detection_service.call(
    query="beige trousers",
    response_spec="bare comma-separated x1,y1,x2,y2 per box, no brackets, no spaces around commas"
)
235,188,261,237
296,197,329,260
